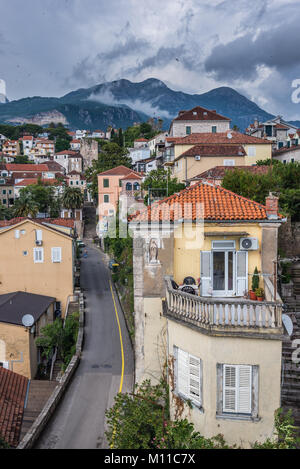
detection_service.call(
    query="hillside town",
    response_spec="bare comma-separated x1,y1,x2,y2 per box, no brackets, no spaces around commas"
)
0,102,300,452
1,0,300,457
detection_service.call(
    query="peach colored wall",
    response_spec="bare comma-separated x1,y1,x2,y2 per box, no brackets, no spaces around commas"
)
98,174,122,218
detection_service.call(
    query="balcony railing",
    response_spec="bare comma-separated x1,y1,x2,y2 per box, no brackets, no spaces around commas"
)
164,277,283,335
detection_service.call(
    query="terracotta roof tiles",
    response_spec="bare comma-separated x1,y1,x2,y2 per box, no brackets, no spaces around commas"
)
174,106,230,122
0,367,28,447
131,182,281,223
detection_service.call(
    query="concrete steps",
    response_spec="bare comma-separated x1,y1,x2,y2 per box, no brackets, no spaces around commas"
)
20,380,57,441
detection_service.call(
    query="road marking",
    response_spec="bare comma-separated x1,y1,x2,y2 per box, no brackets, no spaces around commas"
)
109,280,125,449
109,281,124,393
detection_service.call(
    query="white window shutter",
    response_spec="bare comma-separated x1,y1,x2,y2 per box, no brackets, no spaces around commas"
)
52,247,62,263
189,354,201,405
200,251,212,296
33,247,44,263
15,230,20,239
237,366,252,414
236,251,248,296
177,348,189,398
36,229,43,241
223,365,237,412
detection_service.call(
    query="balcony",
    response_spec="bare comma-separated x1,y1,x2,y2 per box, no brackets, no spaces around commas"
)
164,277,283,337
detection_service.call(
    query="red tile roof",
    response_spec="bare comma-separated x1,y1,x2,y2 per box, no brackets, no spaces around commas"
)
0,217,75,229
177,144,246,159
134,138,148,142
0,367,28,447
190,165,271,181
130,182,281,222
97,165,134,177
166,131,271,145
120,171,143,181
273,144,300,155
14,178,63,187
55,150,78,156
174,106,231,122
6,164,49,172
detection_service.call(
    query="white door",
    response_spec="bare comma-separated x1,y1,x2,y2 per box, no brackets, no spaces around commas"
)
212,250,235,297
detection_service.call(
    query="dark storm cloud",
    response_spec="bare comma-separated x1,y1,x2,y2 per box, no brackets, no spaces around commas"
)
205,16,300,80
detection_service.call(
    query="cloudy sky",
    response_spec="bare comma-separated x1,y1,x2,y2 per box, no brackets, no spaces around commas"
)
1,0,300,119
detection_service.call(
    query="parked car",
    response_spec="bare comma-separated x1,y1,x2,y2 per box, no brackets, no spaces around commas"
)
77,240,86,248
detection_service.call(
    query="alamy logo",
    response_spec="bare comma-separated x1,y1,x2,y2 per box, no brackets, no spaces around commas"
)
291,79,300,103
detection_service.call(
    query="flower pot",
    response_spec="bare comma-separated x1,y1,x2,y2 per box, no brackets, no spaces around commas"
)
249,291,257,301
257,297,263,301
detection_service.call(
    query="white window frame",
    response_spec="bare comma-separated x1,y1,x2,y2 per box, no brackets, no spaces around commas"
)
223,159,235,166
248,146,256,157
174,346,202,408
33,247,44,263
51,247,62,263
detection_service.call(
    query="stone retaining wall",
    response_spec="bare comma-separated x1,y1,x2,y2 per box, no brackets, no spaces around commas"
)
17,292,85,449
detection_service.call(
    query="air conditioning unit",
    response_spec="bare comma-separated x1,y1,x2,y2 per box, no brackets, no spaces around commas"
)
35,240,43,246
240,237,259,251
195,155,201,161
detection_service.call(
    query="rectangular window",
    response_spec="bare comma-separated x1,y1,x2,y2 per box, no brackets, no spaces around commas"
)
248,146,256,157
103,178,110,188
216,364,259,420
224,159,235,166
186,126,191,135
33,247,44,263
212,126,217,133
51,247,62,263
104,194,109,203
175,346,202,407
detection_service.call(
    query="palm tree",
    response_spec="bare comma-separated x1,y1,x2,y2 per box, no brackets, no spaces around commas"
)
62,187,84,218
13,193,39,218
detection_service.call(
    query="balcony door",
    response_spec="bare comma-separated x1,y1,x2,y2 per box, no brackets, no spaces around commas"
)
212,250,235,297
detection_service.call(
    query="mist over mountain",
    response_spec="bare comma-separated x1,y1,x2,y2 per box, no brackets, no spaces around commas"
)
0,78,298,131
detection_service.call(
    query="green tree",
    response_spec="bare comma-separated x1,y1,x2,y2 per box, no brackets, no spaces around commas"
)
62,186,84,217
142,168,185,204
13,193,39,218
20,181,58,215
0,205,14,220
15,154,30,164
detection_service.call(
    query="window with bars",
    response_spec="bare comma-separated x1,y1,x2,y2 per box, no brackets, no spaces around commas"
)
174,346,202,407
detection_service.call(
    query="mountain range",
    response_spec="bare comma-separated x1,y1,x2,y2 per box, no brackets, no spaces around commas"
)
0,78,299,131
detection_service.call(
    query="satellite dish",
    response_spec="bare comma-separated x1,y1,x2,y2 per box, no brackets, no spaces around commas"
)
227,132,233,139
22,314,35,328
282,314,293,337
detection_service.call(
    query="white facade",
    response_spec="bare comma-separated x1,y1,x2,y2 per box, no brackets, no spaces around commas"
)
129,147,151,163
170,120,230,137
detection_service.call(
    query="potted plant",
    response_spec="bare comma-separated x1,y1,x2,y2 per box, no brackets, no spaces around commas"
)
249,267,259,300
255,287,264,301
280,262,294,298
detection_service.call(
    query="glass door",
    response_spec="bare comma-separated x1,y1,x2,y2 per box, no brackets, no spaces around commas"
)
213,251,235,297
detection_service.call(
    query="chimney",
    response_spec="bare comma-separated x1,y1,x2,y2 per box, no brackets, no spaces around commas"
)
254,118,259,129
265,193,279,219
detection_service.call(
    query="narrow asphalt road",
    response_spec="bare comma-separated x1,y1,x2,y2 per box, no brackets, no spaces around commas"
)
35,241,134,449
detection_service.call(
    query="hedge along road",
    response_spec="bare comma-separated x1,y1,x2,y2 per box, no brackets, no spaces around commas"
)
35,241,134,449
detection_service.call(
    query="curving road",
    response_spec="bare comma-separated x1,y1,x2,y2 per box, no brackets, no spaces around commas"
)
35,240,134,449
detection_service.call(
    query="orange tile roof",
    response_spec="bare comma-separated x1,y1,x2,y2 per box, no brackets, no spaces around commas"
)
0,367,28,447
167,131,271,145
120,171,143,181
190,165,271,180
97,165,134,177
6,164,49,172
0,217,75,229
130,182,281,222
177,144,246,159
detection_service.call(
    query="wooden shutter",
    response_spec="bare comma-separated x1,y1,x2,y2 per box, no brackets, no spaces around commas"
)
223,365,252,414
223,365,237,412
189,354,201,405
52,247,62,263
177,348,189,399
200,251,212,296
236,251,248,296
237,366,252,414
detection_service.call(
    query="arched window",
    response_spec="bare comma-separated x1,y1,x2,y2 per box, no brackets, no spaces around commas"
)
133,182,140,191
126,182,132,191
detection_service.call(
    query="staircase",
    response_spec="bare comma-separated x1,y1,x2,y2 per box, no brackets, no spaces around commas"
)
20,380,57,441
51,360,64,382
281,303,300,433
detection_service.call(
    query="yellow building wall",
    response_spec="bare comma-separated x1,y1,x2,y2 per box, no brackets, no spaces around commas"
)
0,323,31,378
170,143,272,182
168,319,282,447
0,221,74,315
173,223,263,291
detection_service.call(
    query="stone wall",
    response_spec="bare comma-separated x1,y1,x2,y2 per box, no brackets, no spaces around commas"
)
279,219,300,257
80,139,98,169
